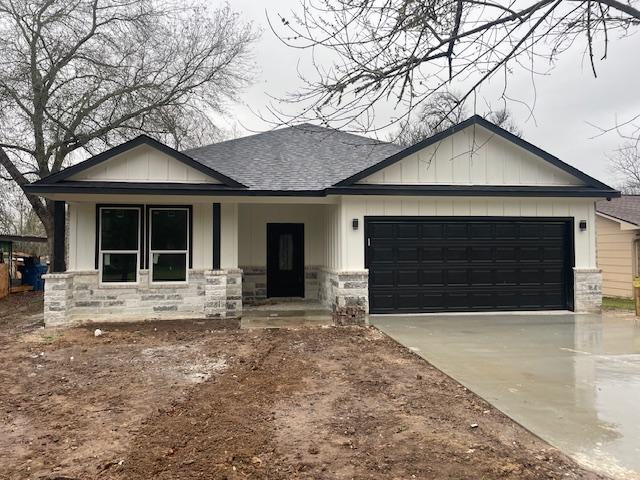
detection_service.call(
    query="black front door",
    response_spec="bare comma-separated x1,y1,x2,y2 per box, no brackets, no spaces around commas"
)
267,223,304,297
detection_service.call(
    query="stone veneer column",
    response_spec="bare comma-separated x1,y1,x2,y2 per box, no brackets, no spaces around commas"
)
225,268,243,318
319,269,369,326
204,269,243,319
204,270,228,319
573,268,603,313
42,273,73,326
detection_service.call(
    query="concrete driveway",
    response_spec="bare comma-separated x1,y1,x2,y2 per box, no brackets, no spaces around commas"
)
371,311,640,480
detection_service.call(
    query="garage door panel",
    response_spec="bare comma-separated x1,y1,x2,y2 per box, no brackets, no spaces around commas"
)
397,247,419,262
397,223,419,239
367,217,572,313
446,224,468,238
370,270,394,287
470,269,493,285
422,246,443,261
470,223,493,238
421,269,444,285
446,247,468,261
397,270,419,286
446,269,468,285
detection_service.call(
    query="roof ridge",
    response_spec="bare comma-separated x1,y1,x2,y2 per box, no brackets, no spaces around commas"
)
185,122,396,154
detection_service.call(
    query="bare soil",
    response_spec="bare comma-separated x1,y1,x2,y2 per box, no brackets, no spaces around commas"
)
0,293,607,480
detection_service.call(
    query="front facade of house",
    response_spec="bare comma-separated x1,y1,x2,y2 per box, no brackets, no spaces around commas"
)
26,116,619,326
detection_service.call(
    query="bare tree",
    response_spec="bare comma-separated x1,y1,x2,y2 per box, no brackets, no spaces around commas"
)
391,91,521,146
610,143,640,193
271,0,640,132
0,0,256,264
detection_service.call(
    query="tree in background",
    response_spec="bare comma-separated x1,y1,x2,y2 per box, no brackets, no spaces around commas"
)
0,0,256,265
610,143,640,193
272,0,640,131
391,91,521,146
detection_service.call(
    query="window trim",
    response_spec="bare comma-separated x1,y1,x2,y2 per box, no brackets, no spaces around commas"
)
148,206,190,284
97,206,142,285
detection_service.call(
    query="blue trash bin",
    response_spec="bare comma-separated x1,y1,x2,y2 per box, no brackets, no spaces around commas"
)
22,263,48,291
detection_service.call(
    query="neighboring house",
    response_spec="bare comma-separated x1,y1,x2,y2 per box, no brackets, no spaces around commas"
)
25,115,619,326
596,196,640,299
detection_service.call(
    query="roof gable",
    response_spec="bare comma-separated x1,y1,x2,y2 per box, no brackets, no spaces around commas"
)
335,115,614,192
36,135,245,188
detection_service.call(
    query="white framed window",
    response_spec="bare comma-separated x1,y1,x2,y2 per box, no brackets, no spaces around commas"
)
98,207,141,284
149,207,189,283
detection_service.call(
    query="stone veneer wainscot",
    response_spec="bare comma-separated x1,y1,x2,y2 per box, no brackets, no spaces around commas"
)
43,269,242,327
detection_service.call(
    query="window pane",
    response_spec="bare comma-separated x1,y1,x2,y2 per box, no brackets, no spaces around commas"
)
101,209,139,250
151,209,187,250
278,234,293,271
102,253,137,282
152,253,186,282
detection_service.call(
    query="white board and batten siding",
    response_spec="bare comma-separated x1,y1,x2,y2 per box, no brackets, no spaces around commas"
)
70,144,220,184
358,125,583,186
338,197,597,272
338,125,597,272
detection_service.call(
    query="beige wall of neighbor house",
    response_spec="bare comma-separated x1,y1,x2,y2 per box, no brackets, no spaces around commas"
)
596,214,639,298
70,144,220,184
337,196,598,271
357,125,583,186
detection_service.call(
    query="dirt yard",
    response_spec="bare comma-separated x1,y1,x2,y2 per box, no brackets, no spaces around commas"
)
0,293,607,480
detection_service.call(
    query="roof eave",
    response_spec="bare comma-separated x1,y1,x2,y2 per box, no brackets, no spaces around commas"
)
24,181,620,198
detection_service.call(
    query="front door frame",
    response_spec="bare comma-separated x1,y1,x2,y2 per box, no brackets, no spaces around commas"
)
266,223,305,298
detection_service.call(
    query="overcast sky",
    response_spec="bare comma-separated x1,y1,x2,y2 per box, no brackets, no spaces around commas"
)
222,0,640,188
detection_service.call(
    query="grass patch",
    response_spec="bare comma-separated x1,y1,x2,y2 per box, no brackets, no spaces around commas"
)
602,296,636,311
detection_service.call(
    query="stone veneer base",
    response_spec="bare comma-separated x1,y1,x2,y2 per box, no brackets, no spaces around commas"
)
573,268,603,313
241,265,320,304
42,269,242,327
318,268,369,326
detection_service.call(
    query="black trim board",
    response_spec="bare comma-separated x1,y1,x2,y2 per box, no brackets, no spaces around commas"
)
53,201,66,272
335,115,616,193
212,203,221,269
25,181,620,198
35,135,246,188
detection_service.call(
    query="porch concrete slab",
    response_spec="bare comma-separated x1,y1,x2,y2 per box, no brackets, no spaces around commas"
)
241,301,332,329
371,311,640,479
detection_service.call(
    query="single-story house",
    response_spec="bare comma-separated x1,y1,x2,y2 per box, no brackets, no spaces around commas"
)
25,115,619,326
596,196,640,298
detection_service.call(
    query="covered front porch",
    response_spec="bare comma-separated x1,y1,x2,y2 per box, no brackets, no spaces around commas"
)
234,200,369,324
40,195,369,327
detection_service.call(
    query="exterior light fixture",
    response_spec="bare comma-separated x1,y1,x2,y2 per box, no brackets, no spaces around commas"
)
352,218,359,230
579,220,587,231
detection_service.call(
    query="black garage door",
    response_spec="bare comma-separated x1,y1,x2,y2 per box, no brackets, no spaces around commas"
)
365,217,574,313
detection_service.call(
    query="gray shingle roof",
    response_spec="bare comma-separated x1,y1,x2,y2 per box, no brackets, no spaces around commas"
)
596,195,640,226
185,124,402,190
